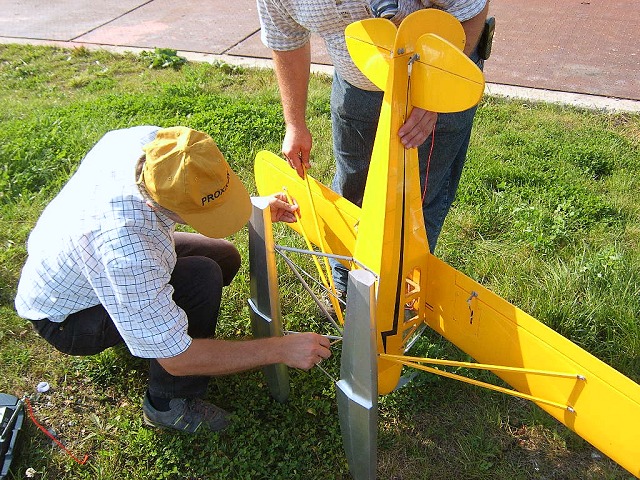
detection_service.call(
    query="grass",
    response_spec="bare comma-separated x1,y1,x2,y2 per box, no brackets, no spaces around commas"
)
1,43,638,479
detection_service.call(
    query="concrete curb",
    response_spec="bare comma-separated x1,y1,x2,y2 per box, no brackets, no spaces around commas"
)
2,37,639,114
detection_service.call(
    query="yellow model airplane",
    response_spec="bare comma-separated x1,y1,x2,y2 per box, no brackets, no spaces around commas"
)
248,9,640,479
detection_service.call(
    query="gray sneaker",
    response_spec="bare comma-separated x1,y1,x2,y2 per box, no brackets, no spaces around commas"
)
142,394,230,433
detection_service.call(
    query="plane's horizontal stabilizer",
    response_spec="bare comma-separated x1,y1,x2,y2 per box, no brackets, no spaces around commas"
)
345,18,395,90
346,9,483,114
411,33,485,113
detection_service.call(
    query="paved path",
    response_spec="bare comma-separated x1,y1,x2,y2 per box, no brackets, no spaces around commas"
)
1,0,638,111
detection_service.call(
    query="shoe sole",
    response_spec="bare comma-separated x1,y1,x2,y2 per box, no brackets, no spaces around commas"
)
142,411,202,433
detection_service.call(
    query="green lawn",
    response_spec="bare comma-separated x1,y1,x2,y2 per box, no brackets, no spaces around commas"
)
0,44,638,479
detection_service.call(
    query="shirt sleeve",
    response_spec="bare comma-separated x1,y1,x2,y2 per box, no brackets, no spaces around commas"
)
257,0,311,51
425,0,487,22
79,218,191,359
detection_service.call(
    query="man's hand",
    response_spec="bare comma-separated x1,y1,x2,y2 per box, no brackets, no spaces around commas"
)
282,124,312,179
398,108,438,149
280,332,331,370
268,193,299,223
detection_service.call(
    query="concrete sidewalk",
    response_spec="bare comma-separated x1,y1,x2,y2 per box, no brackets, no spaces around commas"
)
1,0,639,111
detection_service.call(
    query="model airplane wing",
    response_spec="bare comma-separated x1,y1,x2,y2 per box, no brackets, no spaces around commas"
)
423,254,640,477
411,33,485,112
254,150,361,264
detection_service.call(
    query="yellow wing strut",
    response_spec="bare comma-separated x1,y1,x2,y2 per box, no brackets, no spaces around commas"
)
379,353,582,412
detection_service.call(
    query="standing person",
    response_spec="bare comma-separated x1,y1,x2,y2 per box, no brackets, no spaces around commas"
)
257,0,489,297
14,126,331,433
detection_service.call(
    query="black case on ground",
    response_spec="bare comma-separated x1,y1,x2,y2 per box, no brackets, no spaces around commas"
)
0,394,24,480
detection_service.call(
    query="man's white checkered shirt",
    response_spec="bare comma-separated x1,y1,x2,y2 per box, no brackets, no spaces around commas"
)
15,126,192,359
258,0,487,90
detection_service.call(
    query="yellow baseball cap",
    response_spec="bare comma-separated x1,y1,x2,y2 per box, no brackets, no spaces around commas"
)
140,127,251,238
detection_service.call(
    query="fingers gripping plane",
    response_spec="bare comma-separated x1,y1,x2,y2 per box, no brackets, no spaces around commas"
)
248,9,640,479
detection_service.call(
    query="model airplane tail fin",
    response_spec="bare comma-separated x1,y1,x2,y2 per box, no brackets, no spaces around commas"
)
394,8,466,52
345,9,484,114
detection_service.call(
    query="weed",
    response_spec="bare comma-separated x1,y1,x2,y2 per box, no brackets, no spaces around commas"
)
139,48,187,70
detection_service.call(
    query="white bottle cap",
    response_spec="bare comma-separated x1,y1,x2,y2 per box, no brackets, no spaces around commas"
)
36,381,50,393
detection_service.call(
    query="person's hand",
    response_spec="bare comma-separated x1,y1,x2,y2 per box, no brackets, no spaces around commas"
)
281,332,331,370
398,107,438,149
268,193,299,223
282,124,312,179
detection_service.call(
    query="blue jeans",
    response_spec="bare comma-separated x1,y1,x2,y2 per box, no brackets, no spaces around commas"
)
30,232,241,400
330,52,483,292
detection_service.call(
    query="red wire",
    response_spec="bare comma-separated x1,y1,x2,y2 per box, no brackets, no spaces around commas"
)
23,396,89,465
421,123,437,204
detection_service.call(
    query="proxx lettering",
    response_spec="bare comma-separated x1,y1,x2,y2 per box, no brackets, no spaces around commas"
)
202,172,230,206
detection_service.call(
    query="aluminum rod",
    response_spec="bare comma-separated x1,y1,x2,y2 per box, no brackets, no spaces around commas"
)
277,250,344,334
275,245,378,278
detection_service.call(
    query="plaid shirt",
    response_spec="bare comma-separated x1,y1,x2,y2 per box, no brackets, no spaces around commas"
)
15,126,192,359
257,0,487,90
